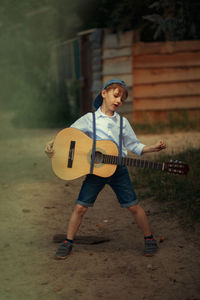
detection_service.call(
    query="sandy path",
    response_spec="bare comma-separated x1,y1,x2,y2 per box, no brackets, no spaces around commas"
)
0,111,199,300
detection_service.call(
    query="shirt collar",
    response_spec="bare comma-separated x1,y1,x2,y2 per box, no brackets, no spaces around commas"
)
95,107,118,119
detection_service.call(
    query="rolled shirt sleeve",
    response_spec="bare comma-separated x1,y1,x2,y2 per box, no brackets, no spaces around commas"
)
123,118,145,156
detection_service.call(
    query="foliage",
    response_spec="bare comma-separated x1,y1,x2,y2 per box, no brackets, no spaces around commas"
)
130,149,200,227
143,0,199,41
0,0,80,128
74,0,150,32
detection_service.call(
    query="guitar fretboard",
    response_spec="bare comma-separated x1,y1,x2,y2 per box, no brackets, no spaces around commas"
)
102,154,163,170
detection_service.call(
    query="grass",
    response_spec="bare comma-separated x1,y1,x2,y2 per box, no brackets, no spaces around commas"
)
133,119,200,134
130,149,200,228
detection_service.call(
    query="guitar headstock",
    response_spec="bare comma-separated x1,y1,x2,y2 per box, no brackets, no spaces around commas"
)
164,160,189,175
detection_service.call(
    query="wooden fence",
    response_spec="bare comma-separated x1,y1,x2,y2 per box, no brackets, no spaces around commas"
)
132,40,200,123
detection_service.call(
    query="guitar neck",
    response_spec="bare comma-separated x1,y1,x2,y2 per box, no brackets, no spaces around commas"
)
102,154,164,171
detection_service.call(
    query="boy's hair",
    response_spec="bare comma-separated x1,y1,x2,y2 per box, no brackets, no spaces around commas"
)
104,83,128,101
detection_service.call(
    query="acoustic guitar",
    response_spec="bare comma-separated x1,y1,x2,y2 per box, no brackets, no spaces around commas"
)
51,128,189,180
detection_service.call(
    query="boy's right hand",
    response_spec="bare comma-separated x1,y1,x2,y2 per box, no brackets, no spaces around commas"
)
45,140,55,158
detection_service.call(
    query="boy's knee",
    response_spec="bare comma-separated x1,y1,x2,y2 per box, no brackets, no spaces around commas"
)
75,204,88,215
128,204,140,214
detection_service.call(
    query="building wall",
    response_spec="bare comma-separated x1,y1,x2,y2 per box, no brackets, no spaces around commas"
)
52,30,200,125
102,30,134,121
132,40,200,123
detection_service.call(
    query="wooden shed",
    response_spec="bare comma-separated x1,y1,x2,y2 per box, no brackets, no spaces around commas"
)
102,30,134,121
78,28,134,117
132,40,200,124
52,30,200,126
50,38,80,117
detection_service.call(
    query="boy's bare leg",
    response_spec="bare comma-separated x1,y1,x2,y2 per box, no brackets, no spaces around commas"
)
55,204,88,259
128,204,151,237
128,204,158,256
66,204,88,240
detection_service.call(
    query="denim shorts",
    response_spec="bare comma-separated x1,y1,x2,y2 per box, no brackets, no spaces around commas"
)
76,166,138,208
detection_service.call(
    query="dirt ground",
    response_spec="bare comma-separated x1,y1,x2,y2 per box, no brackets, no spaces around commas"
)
0,111,200,300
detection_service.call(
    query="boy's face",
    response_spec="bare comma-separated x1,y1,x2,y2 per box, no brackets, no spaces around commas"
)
101,87,126,115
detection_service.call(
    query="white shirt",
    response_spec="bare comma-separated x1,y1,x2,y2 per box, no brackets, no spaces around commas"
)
70,107,145,156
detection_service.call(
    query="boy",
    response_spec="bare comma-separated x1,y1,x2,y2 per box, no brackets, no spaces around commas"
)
45,79,166,259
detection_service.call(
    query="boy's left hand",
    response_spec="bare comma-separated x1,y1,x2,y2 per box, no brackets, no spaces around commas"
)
142,141,167,154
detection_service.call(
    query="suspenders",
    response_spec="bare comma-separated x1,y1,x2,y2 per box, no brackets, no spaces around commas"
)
118,114,123,166
90,112,123,174
90,112,97,174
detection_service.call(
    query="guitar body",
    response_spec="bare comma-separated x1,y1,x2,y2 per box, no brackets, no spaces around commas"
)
52,128,118,180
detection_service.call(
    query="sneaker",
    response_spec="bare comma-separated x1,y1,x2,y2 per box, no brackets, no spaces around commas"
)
55,240,73,260
144,237,158,256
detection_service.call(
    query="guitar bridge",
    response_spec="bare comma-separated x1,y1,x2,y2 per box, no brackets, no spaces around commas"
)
67,141,76,168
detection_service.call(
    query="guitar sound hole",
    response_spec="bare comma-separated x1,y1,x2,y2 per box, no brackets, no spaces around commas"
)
94,151,103,164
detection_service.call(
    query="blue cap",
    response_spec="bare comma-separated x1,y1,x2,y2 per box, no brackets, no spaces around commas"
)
93,78,128,110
